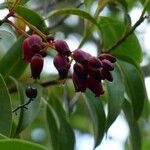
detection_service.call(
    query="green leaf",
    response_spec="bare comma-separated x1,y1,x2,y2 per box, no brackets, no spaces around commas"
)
106,64,125,130
47,93,75,150
0,74,12,137
20,0,31,5
45,8,101,31
83,90,106,148
85,0,92,12
0,29,16,58
123,100,142,150
16,6,47,33
46,104,59,150
98,17,142,64
0,133,8,140
0,36,27,83
119,61,146,120
140,0,150,12
0,139,48,150
10,77,42,136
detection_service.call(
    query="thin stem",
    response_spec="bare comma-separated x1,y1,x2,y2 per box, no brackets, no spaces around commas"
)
9,0,21,12
12,98,33,113
107,0,149,53
13,15,47,40
6,20,30,37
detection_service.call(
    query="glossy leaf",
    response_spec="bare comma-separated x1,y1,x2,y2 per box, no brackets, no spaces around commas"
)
0,139,48,150
119,61,146,120
106,64,125,131
10,77,42,136
16,6,47,33
46,104,59,150
98,17,142,64
46,8,101,31
47,93,75,150
0,133,8,140
0,75,12,137
0,29,16,58
83,89,106,148
123,100,142,150
0,36,26,83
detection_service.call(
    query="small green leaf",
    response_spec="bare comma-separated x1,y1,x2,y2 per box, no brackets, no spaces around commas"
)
119,61,146,120
83,90,106,148
85,0,92,12
123,100,142,150
98,17,142,64
0,139,48,150
16,6,47,33
106,64,125,130
46,8,101,31
47,93,75,150
10,77,42,136
0,36,27,84
0,74,12,137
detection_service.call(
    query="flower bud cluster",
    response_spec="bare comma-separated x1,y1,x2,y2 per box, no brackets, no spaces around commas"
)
22,35,116,97
22,34,48,79
72,50,116,96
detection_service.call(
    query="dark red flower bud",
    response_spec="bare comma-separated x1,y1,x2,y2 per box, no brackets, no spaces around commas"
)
98,53,116,63
73,63,87,79
54,39,71,56
30,54,44,79
72,72,87,92
87,66,102,81
25,86,37,99
46,35,54,43
73,49,92,65
22,34,43,62
53,54,70,79
87,76,104,97
39,50,47,57
102,59,114,71
100,68,113,82
88,56,102,68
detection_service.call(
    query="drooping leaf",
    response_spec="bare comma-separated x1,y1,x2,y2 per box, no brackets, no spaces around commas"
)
46,104,59,150
0,139,48,150
106,64,125,130
123,99,142,150
0,36,26,84
0,29,16,58
83,89,106,148
47,93,75,150
98,17,142,64
16,6,47,33
10,77,42,136
0,133,8,140
45,8,101,31
0,74,12,137
119,60,146,120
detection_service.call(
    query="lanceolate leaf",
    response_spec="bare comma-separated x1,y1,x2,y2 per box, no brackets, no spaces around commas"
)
119,61,146,120
16,6,47,33
0,139,48,150
10,77,42,136
0,36,26,84
106,64,125,131
83,90,106,148
46,104,59,150
98,17,142,64
123,100,142,150
46,8,101,31
0,75,12,137
47,93,75,150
